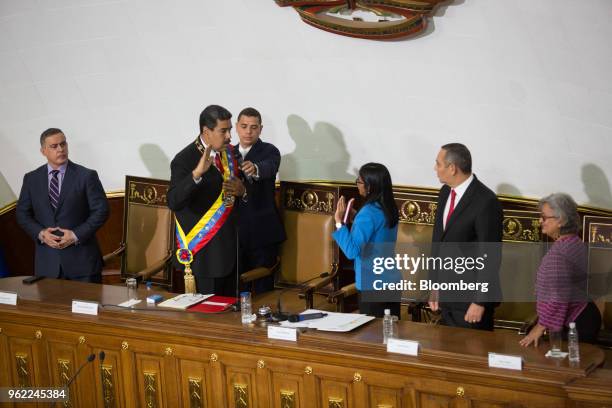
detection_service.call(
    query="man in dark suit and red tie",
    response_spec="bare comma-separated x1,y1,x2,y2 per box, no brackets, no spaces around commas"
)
16,128,109,283
234,107,285,292
428,143,503,330
168,105,247,295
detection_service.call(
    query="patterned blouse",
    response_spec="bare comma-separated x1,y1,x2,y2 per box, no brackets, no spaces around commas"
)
536,235,588,331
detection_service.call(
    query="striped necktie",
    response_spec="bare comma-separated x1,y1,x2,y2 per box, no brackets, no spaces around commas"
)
49,170,60,210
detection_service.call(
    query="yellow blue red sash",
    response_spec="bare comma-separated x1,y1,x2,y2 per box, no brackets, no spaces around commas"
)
175,143,239,266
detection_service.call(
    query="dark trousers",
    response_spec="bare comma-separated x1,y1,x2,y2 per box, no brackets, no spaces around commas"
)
240,244,278,294
58,266,102,283
568,302,601,344
197,275,237,298
441,306,494,331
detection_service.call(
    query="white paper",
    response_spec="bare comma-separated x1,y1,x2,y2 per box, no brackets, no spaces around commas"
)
279,309,375,332
0,291,17,305
268,326,298,341
118,299,142,307
387,338,419,356
72,300,99,315
545,350,569,359
488,352,523,370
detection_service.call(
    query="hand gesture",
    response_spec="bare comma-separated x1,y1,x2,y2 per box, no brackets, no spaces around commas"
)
335,196,346,224
193,145,213,180
223,178,245,197
40,227,62,248
241,160,257,177
56,228,77,249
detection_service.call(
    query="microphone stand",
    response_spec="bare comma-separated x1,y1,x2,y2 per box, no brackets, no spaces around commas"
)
56,353,95,407
273,272,330,322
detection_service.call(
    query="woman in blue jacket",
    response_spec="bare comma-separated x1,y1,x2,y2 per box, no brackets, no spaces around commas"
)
333,163,400,318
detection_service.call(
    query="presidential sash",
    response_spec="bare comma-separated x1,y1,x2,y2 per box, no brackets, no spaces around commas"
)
175,140,239,286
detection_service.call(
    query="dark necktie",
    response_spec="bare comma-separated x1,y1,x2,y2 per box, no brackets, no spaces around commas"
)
445,189,457,228
49,170,60,210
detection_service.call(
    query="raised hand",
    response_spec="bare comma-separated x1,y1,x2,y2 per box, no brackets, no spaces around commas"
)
193,145,214,180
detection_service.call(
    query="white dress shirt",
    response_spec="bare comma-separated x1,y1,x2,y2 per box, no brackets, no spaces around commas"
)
442,174,474,229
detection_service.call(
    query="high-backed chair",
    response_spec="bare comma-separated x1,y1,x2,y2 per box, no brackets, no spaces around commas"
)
583,215,612,348
103,176,174,288
240,182,340,308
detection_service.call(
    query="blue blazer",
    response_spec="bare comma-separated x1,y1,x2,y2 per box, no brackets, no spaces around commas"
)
332,202,398,290
16,161,109,279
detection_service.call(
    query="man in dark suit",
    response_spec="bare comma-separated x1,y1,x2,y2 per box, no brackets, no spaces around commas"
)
16,128,109,283
428,143,503,330
234,108,286,292
168,105,246,296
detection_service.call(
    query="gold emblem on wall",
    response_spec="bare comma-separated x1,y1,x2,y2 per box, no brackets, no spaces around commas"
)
590,223,612,246
399,200,436,225
285,187,335,213
275,0,449,40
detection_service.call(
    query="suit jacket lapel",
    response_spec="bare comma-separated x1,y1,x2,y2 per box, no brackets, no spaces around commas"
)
442,176,479,238
55,161,75,212
243,139,261,161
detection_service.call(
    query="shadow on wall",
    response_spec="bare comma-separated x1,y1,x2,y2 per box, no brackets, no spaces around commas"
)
582,164,612,210
496,183,523,198
280,114,353,182
140,144,171,180
0,171,16,208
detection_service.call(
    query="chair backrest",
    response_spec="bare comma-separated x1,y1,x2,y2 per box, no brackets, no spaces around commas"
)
278,182,338,284
583,216,612,330
121,176,174,288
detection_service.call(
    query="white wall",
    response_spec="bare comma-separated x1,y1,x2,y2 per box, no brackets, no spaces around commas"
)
1,0,611,209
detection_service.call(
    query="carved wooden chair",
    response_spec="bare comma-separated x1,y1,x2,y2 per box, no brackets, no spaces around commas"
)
241,182,340,309
103,176,174,288
583,215,612,348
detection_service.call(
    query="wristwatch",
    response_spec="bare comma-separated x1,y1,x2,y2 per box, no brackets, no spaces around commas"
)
335,222,343,230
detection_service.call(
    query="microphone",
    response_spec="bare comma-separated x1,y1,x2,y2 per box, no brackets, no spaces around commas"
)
65,353,96,387
273,272,330,322
287,312,328,322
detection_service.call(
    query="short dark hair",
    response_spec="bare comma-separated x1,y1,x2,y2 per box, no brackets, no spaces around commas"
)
359,162,399,228
199,105,232,133
441,143,472,174
237,107,262,124
40,128,64,146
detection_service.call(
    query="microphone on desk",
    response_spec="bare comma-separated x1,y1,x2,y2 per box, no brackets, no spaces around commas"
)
287,312,328,323
273,272,330,322
54,353,95,408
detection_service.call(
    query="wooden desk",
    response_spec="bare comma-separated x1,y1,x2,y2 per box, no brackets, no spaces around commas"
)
1,277,611,407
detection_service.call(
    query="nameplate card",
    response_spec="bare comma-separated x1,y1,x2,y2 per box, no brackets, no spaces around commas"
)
268,326,298,342
0,291,17,306
387,338,419,356
72,300,99,316
488,352,522,371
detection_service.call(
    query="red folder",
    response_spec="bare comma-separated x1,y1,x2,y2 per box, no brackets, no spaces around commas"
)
187,296,237,313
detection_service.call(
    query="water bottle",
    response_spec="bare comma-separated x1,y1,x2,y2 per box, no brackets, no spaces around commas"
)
240,291,253,324
382,309,398,344
568,322,580,363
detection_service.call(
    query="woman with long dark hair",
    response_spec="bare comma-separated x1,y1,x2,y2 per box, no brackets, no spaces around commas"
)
333,163,400,317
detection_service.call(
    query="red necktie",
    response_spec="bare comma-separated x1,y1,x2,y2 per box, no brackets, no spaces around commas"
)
215,153,224,174
445,189,456,228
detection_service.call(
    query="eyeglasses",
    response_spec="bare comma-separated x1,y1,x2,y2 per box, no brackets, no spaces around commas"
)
540,214,558,221
355,178,364,185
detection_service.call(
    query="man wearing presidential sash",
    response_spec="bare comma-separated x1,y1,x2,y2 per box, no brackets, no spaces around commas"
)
168,105,246,295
